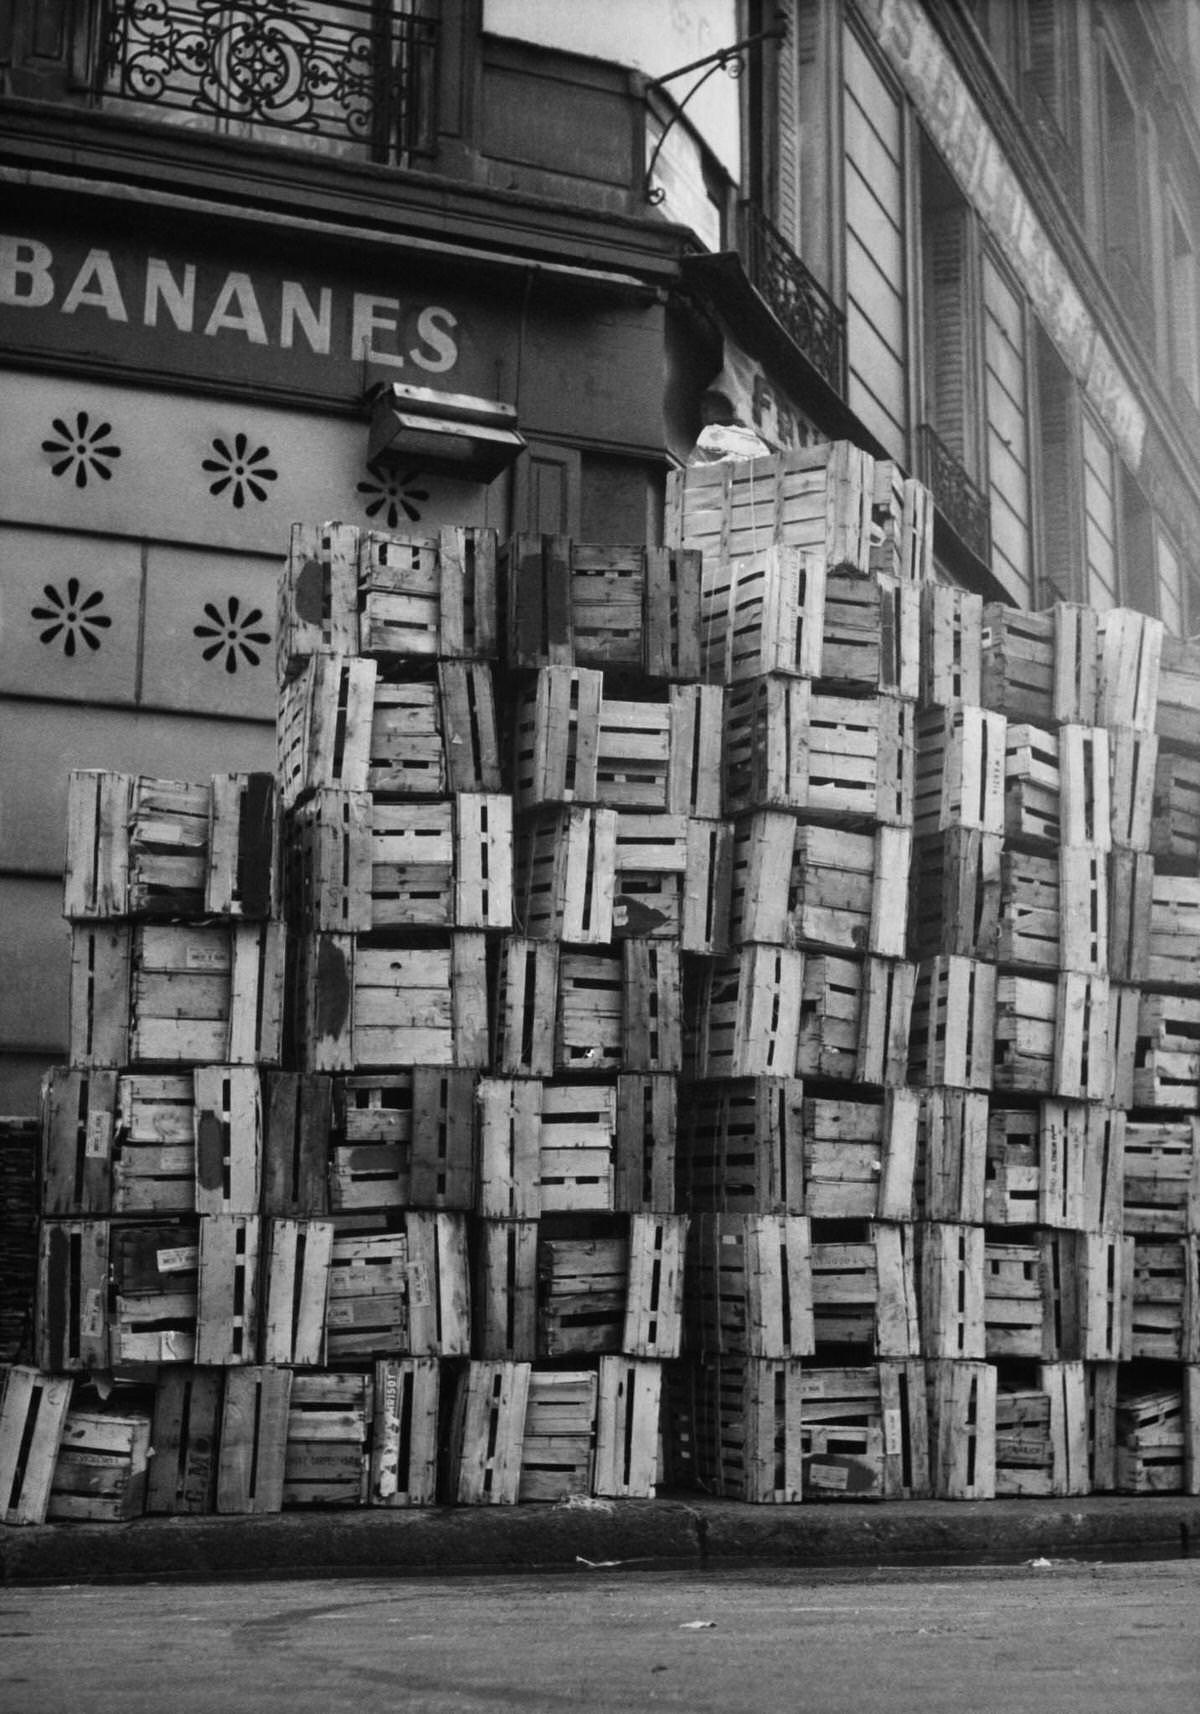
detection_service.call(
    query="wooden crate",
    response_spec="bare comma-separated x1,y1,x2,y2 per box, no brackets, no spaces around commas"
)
821,567,920,698
492,938,559,1077
615,1074,677,1213
723,680,914,824
295,932,489,1072
1106,847,1152,986
517,1367,597,1501
474,1219,539,1361
1146,871,1200,990
278,656,502,807
913,705,1006,839
1150,747,1200,864
1086,1361,1120,1492
514,669,722,816
555,943,682,1075
678,1076,805,1215
370,1357,441,1506
277,521,359,678
1133,992,1200,1110
358,525,498,661
667,440,875,572
262,1071,332,1216
872,463,933,583
478,1078,615,1218
686,1353,806,1503
730,816,910,958
908,957,996,1091
1,1116,39,1366
610,812,732,954
1075,1232,1134,1361
920,584,982,710
538,1231,629,1358
41,1067,118,1216
799,1361,931,1500
994,849,1056,972
48,1409,152,1522
36,1219,110,1372
193,1065,262,1217
109,1220,198,1367
1003,722,1060,845
284,1372,371,1506
623,1213,687,1358
196,1214,260,1365
687,1213,813,1358
1097,608,1162,733
985,1103,1123,1232
515,806,615,944
1123,1118,1200,1235
689,945,805,1080
1156,631,1200,748
992,972,1110,1100
920,1223,986,1359
505,535,701,679
327,1216,470,1361
262,1219,334,1365
811,1224,919,1357
216,1364,292,1514
1115,1384,1199,1494
63,770,277,921
994,1363,1088,1497
796,954,915,1087
450,1360,530,1504
0,1366,72,1524
909,828,1002,961
1108,726,1157,853
984,1233,1080,1360
331,1069,476,1213
699,542,825,683
79,922,284,1069
146,1368,222,1514
593,1355,662,1498
919,1089,989,1224
927,1359,996,1499
980,602,1099,726
291,791,512,934
1130,1238,1200,1361
803,1090,918,1222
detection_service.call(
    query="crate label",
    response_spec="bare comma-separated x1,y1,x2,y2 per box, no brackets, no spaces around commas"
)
82,1288,104,1337
407,1260,432,1308
185,946,228,972
807,1460,850,1491
85,1111,113,1159
157,1245,199,1274
980,627,993,649
883,1407,903,1454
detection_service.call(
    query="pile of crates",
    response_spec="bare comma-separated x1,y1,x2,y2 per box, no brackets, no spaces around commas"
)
5,443,1200,1526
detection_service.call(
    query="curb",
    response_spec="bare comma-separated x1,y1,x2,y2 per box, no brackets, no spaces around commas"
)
4,1495,1198,1586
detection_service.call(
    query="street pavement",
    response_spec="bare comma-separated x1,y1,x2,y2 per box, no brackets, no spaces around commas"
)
2,1560,1198,1714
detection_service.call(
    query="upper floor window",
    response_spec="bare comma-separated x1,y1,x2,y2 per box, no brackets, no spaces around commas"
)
97,0,438,164
1168,201,1200,412
1099,50,1152,341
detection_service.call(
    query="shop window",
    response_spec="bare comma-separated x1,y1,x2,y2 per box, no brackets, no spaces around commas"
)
95,1,439,164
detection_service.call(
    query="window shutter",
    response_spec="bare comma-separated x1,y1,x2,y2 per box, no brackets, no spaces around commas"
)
926,206,969,463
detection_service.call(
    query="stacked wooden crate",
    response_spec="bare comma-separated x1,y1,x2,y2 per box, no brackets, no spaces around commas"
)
666,444,932,1501
18,766,286,1518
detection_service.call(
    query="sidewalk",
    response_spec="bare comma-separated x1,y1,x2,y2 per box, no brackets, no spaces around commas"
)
5,1493,1199,1585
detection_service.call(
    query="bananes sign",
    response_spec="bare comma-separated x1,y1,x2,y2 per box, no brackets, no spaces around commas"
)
0,230,486,399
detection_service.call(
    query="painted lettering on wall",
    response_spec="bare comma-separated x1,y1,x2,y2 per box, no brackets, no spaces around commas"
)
0,236,460,374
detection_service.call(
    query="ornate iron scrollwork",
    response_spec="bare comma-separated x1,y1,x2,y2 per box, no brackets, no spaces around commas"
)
738,201,846,395
100,0,437,159
916,423,991,564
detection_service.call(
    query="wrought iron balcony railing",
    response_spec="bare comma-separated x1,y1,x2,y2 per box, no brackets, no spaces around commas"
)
915,423,991,565
737,200,846,394
97,0,438,163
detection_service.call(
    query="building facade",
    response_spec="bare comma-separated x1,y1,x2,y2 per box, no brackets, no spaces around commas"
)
2,0,1199,1110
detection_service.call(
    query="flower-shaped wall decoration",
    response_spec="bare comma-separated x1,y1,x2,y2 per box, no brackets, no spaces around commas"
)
357,464,429,528
202,433,278,508
31,578,113,656
42,413,121,488
194,596,271,674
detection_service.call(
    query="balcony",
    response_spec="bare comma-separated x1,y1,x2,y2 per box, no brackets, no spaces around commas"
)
737,200,846,395
94,0,438,164
915,423,991,566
